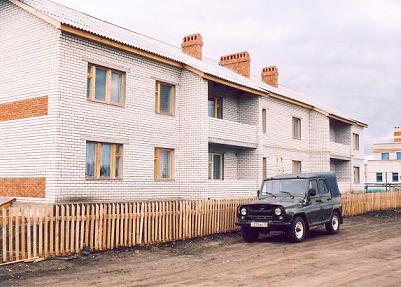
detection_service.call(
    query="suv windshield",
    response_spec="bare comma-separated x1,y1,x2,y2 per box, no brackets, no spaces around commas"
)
261,179,308,197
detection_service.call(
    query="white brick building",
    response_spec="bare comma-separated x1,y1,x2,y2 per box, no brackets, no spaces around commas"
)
0,0,367,203
365,127,401,188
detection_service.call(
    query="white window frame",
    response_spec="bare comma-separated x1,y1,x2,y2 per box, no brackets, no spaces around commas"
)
292,117,301,139
376,172,383,183
208,153,224,180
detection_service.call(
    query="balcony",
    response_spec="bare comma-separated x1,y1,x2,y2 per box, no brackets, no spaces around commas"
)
208,118,257,149
330,141,351,160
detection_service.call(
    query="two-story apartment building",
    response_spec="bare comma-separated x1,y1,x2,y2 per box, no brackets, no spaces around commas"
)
0,0,367,202
365,127,401,187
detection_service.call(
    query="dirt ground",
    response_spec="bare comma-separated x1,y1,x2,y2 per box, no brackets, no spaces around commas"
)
1,210,401,287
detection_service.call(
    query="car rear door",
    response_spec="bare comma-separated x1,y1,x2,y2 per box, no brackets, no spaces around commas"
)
318,179,333,222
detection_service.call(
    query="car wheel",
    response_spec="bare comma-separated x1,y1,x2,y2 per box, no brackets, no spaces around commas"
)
286,216,307,243
240,226,259,243
325,211,340,234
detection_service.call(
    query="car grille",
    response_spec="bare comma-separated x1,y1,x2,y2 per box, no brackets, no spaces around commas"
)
246,204,275,220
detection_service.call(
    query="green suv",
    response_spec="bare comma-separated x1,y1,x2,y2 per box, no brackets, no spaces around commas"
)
236,173,343,243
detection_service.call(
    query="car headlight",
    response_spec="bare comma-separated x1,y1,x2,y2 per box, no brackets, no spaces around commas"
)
274,207,282,216
240,207,247,216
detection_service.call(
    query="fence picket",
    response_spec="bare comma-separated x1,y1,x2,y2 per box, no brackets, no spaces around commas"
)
2,208,7,262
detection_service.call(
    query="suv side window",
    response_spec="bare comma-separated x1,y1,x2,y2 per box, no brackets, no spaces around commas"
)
309,180,318,196
318,179,330,195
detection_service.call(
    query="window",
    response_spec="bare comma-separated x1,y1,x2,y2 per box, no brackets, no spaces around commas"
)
292,117,301,139
353,133,360,151
376,172,383,183
397,152,401,160
86,142,123,179
381,152,390,160
208,153,224,180
318,180,329,194
353,166,360,184
87,64,125,105
262,157,267,179
262,109,267,134
392,173,399,182
155,81,175,115
292,160,302,174
154,148,174,180
208,97,222,119
309,180,318,195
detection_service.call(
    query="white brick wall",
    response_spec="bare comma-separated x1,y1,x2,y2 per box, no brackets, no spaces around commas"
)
0,1,60,201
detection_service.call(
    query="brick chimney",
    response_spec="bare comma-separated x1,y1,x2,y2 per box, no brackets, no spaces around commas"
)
181,33,203,60
395,127,401,142
219,51,251,78
261,66,279,88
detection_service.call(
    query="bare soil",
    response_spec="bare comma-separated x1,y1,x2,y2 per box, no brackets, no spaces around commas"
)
1,210,401,287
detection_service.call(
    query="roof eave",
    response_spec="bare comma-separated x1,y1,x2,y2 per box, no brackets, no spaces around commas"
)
10,0,61,28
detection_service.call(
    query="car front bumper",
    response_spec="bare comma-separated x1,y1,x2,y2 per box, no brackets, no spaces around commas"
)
236,219,292,231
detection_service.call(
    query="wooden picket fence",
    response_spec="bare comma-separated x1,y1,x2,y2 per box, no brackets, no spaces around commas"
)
1,192,401,265
0,198,251,264
342,191,401,216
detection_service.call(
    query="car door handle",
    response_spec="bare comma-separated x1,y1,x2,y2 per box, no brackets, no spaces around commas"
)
327,198,332,201
316,199,322,203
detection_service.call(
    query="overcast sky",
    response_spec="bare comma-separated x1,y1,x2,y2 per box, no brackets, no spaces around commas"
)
54,0,401,154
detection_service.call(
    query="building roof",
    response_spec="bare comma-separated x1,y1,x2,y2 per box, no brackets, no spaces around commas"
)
13,0,367,127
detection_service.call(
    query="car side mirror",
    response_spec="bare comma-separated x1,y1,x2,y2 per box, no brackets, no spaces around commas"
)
308,188,316,197
257,189,260,198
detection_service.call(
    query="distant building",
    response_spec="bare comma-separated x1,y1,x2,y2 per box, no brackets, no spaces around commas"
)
365,127,401,189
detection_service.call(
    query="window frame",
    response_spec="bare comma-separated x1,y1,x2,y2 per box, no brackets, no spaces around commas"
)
318,179,330,195
87,64,126,106
154,147,175,181
155,81,175,116
376,172,383,183
397,152,401,160
85,141,123,180
262,109,267,134
381,152,390,160
352,133,360,151
292,160,302,174
292,117,302,140
208,97,223,119
353,166,360,184
208,153,224,180
392,172,399,182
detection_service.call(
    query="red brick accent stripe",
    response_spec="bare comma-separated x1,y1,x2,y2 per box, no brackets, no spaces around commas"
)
0,177,45,198
0,96,48,121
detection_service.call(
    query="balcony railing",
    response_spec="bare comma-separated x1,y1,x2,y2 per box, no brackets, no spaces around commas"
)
329,141,351,159
208,118,257,148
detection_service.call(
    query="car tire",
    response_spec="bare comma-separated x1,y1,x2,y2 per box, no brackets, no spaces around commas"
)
325,211,340,234
240,226,259,243
286,216,307,243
